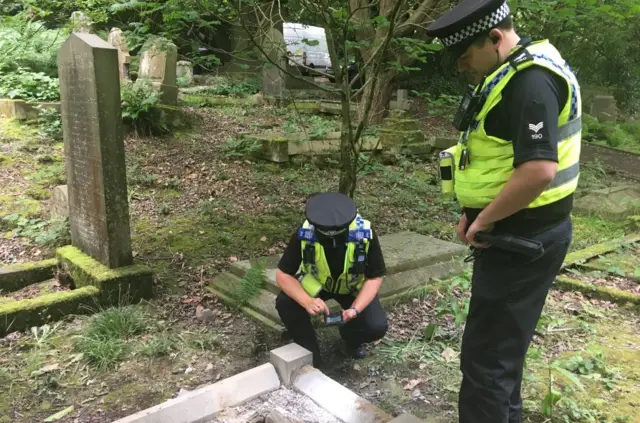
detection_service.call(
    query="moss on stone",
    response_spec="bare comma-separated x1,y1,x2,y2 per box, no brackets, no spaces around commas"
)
563,233,640,267
0,285,100,336
0,153,11,167
554,275,640,306
56,246,153,304
0,258,57,293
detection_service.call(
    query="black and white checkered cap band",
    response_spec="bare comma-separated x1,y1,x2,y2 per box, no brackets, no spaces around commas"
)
441,2,511,47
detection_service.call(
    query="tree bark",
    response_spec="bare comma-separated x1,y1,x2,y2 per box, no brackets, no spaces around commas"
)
362,68,397,124
338,92,357,197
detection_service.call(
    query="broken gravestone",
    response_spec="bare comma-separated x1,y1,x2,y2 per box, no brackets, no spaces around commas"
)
58,33,133,268
107,28,131,81
378,109,429,156
138,37,178,105
574,184,640,221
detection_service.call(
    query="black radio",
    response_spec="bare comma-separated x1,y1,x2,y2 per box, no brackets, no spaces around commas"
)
452,84,484,132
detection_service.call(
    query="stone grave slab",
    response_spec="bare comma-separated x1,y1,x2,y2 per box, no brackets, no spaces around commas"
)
212,232,467,329
574,184,640,221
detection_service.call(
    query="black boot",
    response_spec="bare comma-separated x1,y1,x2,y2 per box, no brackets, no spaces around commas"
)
347,344,366,359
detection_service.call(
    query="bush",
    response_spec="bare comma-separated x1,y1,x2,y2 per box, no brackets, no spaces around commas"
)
0,18,65,77
0,68,60,101
120,79,170,136
36,106,63,141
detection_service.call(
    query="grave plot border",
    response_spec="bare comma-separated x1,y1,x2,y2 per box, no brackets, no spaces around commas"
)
0,246,152,337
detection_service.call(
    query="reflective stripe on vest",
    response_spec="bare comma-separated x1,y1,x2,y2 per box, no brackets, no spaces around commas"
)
453,40,582,209
299,214,372,296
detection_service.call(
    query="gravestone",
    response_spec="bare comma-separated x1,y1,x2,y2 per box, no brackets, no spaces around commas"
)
590,95,618,122
70,11,92,33
138,37,178,105
107,28,131,81
50,185,69,219
58,33,133,268
574,184,640,221
390,89,410,111
262,27,286,99
176,60,193,85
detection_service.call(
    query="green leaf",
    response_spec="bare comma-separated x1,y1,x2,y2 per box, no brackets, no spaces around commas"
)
541,390,562,417
423,323,437,341
634,267,640,277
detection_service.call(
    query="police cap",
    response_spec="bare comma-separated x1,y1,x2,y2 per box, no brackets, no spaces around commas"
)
305,192,357,232
426,0,511,57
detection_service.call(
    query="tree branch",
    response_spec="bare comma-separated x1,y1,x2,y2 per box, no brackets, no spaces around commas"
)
395,0,448,37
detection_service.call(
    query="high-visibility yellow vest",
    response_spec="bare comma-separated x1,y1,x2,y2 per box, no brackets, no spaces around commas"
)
297,215,372,297
441,40,582,209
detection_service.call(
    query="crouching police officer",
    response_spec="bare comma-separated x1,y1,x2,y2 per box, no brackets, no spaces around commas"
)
275,192,388,367
427,1,581,422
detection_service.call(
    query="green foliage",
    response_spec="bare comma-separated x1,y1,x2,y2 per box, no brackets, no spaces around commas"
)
36,106,63,141
74,305,148,370
222,137,262,157
512,0,640,115
120,79,169,136
233,259,266,306
0,17,65,76
2,215,70,247
206,76,261,97
0,68,59,101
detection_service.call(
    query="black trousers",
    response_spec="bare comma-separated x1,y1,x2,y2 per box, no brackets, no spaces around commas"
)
459,217,572,423
275,289,388,361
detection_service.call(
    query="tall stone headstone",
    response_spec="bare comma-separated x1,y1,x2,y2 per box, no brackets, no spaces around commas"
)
138,37,178,105
70,11,92,33
176,60,193,85
58,33,133,268
262,27,286,99
107,28,131,81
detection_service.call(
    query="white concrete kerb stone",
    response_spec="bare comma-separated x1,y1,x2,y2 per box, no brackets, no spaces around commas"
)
110,363,280,423
292,365,393,423
270,342,313,385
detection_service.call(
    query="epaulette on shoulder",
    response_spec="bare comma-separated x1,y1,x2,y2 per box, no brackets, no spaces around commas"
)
298,227,316,242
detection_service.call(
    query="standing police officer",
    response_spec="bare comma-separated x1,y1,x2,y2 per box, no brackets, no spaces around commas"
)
275,192,388,367
426,1,581,422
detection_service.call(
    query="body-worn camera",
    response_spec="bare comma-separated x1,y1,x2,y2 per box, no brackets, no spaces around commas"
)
452,84,485,132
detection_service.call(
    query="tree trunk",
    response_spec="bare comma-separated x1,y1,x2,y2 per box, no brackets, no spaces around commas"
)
338,92,357,197
361,68,397,125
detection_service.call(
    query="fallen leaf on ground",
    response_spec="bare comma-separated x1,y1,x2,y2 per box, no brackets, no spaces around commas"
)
44,406,74,422
404,379,422,390
32,363,59,376
441,347,459,362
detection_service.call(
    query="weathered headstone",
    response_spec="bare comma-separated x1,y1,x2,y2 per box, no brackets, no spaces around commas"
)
58,33,133,268
590,95,618,122
176,60,193,85
70,11,92,33
262,27,286,99
107,28,131,81
138,37,178,105
50,185,69,219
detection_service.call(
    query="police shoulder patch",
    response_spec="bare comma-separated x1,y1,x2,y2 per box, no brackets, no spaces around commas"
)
348,229,372,242
298,227,316,242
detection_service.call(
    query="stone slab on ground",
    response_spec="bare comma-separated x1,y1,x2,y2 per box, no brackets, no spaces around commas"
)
293,365,392,423
231,232,466,278
574,184,640,221
270,343,313,386
0,258,57,293
112,363,281,423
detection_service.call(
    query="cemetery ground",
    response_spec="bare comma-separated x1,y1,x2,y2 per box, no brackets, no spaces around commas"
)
1,94,639,423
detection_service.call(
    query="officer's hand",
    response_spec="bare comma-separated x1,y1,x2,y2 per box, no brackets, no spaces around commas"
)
304,298,329,316
342,308,357,323
466,217,492,248
457,214,468,244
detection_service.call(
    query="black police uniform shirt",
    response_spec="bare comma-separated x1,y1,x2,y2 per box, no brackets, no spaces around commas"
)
277,228,387,284
463,39,572,237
